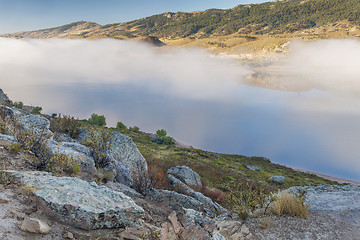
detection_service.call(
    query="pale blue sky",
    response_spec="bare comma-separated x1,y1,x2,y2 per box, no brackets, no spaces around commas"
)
0,0,267,34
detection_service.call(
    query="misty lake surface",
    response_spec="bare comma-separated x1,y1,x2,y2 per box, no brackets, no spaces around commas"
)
7,82,360,182
2,38,360,182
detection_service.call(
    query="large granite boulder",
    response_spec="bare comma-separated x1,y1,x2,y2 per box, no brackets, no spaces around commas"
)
3,170,144,229
78,130,150,191
168,166,202,188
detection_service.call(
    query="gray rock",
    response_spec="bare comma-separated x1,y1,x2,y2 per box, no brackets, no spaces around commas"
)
53,133,77,143
245,165,262,171
168,166,202,187
16,114,52,137
0,133,17,143
148,189,205,213
20,217,51,234
167,174,227,216
270,176,286,183
111,160,133,186
4,170,144,229
289,184,360,223
46,139,96,174
0,89,9,103
107,132,149,189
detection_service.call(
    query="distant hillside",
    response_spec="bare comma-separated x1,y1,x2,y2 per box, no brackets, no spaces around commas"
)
2,0,360,53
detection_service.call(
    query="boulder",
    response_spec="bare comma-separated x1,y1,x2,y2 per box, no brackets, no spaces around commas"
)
0,133,17,144
270,176,286,184
245,165,262,171
46,139,96,174
16,114,52,137
168,174,227,216
107,132,149,189
168,166,202,187
19,217,51,234
0,89,9,103
78,130,150,190
148,189,205,213
4,170,144,229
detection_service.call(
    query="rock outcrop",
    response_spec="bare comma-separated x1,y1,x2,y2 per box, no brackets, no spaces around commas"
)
270,176,286,183
0,89,9,103
3,170,144,229
168,166,202,187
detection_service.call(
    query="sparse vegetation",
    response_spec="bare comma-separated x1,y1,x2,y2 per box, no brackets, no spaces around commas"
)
152,129,174,145
50,114,81,138
8,143,21,154
46,151,81,175
83,128,113,168
271,190,309,218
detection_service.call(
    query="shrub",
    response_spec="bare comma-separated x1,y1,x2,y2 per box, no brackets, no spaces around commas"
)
50,114,81,138
83,128,113,168
227,180,275,220
152,136,174,145
46,152,81,175
8,143,21,154
51,113,58,119
116,121,127,130
31,106,42,114
156,129,167,137
13,101,23,109
96,168,114,183
88,113,106,127
271,190,309,218
129,126,140,132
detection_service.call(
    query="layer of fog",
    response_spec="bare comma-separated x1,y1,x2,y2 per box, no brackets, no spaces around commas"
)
1,38,360,181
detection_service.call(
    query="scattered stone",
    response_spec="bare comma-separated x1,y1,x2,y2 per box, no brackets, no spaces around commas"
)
0,134,17,145
7,209,25,220
63,231,74,239
168,166,202,187
121,231,140,240
270,176,286,183
19,217,51,234
4,170,144,230
168,211,182,234
245,165,262,171
0,198,9,204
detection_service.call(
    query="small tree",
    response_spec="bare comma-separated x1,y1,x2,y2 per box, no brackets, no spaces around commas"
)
88,113,106,127
116,121,127,130
32,106,42,114
156,129,167,137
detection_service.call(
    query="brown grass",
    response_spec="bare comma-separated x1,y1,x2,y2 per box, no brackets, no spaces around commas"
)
271,191,309,218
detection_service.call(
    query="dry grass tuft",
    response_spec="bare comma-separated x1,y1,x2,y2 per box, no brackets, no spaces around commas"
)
271,191,309,218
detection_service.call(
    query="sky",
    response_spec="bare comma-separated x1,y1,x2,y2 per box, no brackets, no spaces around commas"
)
0,0,267,34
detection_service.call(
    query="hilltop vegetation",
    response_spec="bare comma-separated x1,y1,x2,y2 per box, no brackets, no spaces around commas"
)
3,0,360,54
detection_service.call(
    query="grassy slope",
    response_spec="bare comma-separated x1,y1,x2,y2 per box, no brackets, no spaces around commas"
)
114,127,336,193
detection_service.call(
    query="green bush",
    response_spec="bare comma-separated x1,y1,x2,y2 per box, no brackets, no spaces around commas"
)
31,106,42,114
13,101,23,109
88,113,106,127
152,136,174,145
156,129,167,137
129,126,140,132
116,121,127,130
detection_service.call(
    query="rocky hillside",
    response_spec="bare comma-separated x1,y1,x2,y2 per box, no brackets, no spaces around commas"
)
0,89,359,239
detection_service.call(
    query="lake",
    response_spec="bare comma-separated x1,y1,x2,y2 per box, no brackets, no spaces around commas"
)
1,38,360,182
